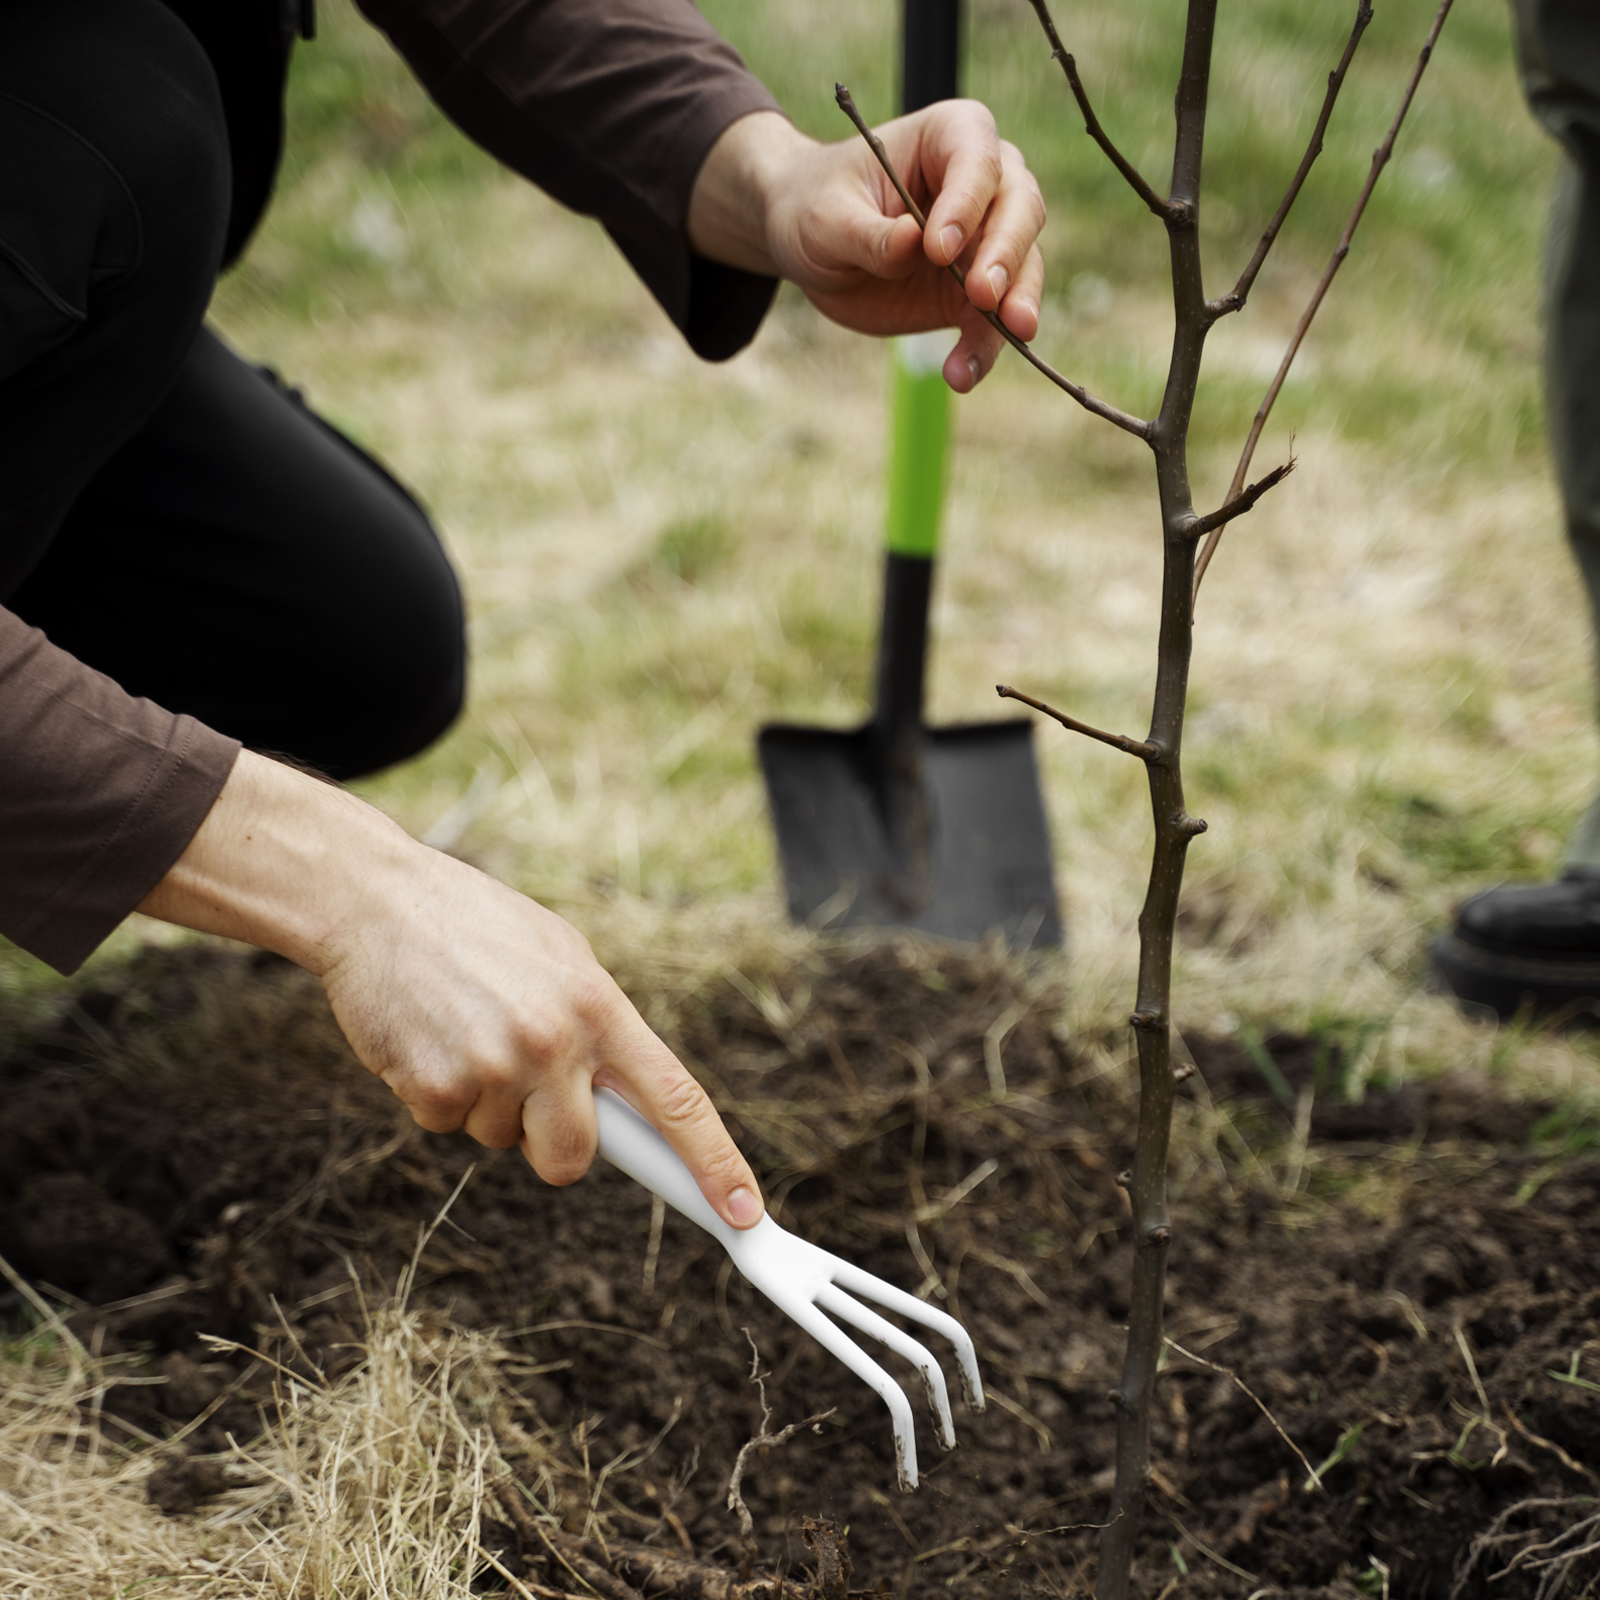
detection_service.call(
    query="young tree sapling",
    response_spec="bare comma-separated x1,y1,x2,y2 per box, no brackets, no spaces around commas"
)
841,0,1455,1589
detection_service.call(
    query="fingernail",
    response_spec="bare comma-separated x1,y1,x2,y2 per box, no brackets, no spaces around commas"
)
987,263,1009,301
940,223,965,261
1019,295,1040,323
965,354,983,388
728,1186,761,1227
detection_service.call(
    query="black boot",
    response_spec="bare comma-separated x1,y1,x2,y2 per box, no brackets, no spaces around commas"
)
1430,867,1600,1024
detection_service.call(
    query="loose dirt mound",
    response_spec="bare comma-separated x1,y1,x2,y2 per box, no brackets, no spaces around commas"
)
2,944,1596,1598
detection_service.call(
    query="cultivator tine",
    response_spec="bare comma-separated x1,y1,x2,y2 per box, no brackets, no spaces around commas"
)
594,1086,988,1492
782,1298,921,1490
828,1260,986,1412
815,1282,956,1450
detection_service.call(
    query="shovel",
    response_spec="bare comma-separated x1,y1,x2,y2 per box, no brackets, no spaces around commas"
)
757,1,1060,949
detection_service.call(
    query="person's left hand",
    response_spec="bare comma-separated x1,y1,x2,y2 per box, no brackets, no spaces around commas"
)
687,104,1046,394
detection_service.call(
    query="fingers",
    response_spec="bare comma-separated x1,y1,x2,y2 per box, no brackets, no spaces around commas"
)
519,1070,600,1188
914,101,1006,270
509,969,763,1229
585,996,765,1228
602,1063,764,1229
795,100,1045,373
791,187,924,288
951,143,1045,326
943,238,1045,392
917,112,1046,319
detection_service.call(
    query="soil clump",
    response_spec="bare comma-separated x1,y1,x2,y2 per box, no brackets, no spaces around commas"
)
1,942,1596,1598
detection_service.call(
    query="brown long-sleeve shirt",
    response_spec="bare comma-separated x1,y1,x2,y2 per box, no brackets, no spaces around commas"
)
0,0,780,973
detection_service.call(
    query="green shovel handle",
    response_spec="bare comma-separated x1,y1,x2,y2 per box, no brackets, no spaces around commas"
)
885,333,952,559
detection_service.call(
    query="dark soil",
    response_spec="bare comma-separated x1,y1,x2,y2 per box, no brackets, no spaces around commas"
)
3,942,1599,1599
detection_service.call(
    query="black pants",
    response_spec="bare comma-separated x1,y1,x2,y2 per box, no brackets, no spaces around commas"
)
0,0,465,781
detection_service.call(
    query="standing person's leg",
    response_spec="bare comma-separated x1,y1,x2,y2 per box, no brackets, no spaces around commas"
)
1432,1,1600,1017
1537,10,1600,865
8,327,467,781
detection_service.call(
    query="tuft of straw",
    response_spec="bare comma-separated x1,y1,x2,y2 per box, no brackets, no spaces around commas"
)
0,1306,562,1599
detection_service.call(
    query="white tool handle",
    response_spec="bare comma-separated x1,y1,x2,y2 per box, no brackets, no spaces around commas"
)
593,1086,745,1249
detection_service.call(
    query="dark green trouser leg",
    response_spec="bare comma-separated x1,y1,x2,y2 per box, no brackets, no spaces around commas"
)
1510,2,1600,863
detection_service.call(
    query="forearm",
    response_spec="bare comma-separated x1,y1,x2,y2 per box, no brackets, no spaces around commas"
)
135,749,414,975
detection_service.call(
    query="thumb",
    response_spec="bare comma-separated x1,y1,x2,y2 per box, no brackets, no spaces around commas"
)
806,200,924,282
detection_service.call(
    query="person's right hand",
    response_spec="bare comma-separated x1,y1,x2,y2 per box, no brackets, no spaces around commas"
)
137,749,764,1228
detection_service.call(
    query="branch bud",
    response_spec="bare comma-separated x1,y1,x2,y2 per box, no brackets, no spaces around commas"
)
1129,1009,1163,1031
1115,1169,1133,1190
1146,1226,1172,1247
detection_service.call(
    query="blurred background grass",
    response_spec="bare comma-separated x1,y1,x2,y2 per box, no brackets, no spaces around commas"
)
9,0,1598,1108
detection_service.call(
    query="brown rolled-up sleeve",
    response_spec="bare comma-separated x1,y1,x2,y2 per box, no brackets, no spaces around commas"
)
0,607,239,973
353,0,782,361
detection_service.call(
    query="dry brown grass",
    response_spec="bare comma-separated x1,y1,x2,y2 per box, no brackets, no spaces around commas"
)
0,1291,566,1598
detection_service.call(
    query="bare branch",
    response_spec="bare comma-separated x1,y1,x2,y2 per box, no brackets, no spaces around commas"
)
1193,0,1456,609
1022,0,1172,221
1209,0,1374,321
995,684,1158,761
1183,457,1295,540
835,85,1153,442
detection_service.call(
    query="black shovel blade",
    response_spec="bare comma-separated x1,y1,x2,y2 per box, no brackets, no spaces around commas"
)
758,718,1061,948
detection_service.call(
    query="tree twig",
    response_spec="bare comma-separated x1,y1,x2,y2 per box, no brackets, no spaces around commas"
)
1183,457,1295,539
995,685,1158,760
1022,0,1171,220
835,85,1153,441
1209,0,1375,320
1193,0,1456,609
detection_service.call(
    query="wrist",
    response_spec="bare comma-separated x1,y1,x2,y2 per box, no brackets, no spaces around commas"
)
686,110,812,278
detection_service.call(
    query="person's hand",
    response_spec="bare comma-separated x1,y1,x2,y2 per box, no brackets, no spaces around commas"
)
320,845,762,1220
687,104,1046,393
137,751,764,1227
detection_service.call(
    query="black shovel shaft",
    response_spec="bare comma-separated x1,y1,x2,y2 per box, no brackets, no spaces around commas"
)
874,552,933,753
903,0,962,110
873,0,962,761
